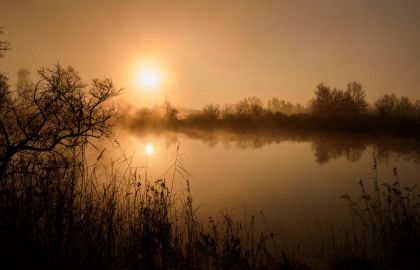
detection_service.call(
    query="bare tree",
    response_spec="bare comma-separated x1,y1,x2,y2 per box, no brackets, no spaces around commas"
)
0,28,10,58
310,83,333,115
374,94,398,117
202,104,221,120
346,81,368,114
395,96,415,116
0,64,122,174
311,82,368,116
235,97,264,116
267,97,305,115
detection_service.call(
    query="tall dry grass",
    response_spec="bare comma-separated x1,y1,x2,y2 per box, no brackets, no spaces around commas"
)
0,143,294,269
333,159,420,269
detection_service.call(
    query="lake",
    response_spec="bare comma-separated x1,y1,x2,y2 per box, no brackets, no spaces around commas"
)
96,128,420,242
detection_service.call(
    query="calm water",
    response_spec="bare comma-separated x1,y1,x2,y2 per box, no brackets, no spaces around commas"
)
97,129,420,236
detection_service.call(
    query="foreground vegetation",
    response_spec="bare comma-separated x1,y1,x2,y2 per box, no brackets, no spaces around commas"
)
2,145,283,269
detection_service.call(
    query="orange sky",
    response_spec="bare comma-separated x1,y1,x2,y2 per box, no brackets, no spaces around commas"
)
1,0,420,108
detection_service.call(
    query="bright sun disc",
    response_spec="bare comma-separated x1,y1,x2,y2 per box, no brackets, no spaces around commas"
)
136,69,160,89
145,144,154,155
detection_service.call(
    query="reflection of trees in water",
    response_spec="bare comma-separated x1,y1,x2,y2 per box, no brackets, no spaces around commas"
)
128,129,420,165
179,129,420,164
311,136,366,164
372,139,420,165
310,135,420,164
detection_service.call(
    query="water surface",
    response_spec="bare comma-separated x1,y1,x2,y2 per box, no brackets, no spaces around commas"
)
98,129,420,237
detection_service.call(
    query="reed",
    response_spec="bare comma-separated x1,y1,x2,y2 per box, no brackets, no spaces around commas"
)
338,161,420,269
0,144,293,269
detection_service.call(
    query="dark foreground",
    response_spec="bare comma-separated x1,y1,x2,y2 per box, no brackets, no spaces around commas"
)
0,150,419,270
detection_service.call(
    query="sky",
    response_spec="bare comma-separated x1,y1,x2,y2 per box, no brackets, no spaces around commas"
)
1,0,420,108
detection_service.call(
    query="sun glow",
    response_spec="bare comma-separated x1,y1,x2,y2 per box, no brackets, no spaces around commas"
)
135,67,161,90
145,144,154,155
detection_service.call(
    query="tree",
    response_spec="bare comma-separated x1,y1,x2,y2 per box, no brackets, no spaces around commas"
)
0,64,122,174
310,83,333,115
235,97,263,116
346,81,368,114
395,96,415,116
374,94,398,117
247,96,264,116
202,104,220,120
415,100,420,117
267,98,304,115
162,100,178,122
311,82,368,116
267,97,281,113
0,28,10,58
221,104,235,119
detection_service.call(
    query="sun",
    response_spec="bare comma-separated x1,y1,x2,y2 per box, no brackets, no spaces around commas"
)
135,68,161,89
145,144,154,155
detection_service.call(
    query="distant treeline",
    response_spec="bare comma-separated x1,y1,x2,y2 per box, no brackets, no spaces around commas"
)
122,82,420,135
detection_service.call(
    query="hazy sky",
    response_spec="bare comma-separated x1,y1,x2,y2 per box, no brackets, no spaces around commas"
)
1,0,420,108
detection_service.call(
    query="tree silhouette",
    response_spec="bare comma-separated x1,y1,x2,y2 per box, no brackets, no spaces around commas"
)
0,28,10,58
202,104,221,120
346,81,368,114
267,97,304,115
395,96,415,116
374,94,398,117
235,97,264,116
0,64,122,174
310,82,368,116
310,83,334,115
